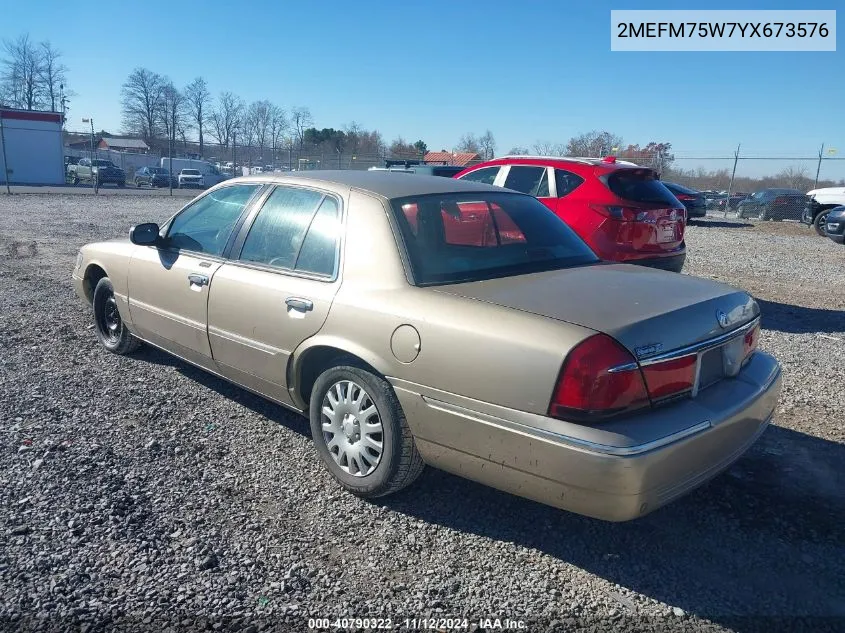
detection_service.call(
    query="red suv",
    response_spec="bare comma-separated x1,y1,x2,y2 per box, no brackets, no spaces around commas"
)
454,156,686,272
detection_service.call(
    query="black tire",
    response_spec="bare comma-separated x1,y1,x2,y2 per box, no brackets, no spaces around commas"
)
92,277,141,355
309,363,424,498
759,207,768,221
118,181,126,188
814,210,830,237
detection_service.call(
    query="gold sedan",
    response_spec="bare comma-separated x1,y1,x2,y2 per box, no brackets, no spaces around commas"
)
72,171,781,521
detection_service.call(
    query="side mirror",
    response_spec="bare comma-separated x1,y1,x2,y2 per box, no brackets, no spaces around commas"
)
130,222,161,245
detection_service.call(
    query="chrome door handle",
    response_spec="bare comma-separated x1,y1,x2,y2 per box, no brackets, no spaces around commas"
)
188,273,209,286
285,297,313,312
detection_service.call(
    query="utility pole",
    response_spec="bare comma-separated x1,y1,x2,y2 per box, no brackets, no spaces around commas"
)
724,143,740,217
0,113,10,194
83,118,98,194
814,143,825,191
232,131,237,178
168,110,174,197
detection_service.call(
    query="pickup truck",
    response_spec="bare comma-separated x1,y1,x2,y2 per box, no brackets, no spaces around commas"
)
802,186,845,236
67,158,126,187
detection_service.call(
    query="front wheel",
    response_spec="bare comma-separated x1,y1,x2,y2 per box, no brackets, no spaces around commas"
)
309,364,424,498
92,277,141,355
814,210,831,236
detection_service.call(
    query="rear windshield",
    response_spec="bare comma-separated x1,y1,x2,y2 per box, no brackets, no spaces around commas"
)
605,169,678,205
390,192,598,285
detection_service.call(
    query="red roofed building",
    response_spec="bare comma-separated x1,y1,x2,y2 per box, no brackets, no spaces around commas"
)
423,151,482,167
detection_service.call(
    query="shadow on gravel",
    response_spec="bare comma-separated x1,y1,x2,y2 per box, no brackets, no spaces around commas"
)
382,425,845,629
688,219,754,229
758,299,845,335
134,346,308,438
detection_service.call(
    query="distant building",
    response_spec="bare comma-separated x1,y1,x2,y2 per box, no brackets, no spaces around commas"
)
98,137,150,153
0,108,64,185
423,151,482,167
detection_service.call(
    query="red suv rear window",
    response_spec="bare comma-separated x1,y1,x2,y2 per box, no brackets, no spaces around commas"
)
604,169,679,206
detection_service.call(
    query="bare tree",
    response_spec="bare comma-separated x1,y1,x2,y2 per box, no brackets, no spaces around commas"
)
778,165,811,190
184,77,211,157
246,100,273,164
565,130,624,157
478,130,496,160
508,146,530,155
389,136,417,158
344,121,363,155
1,34,42,110
269,105,287,165
456,133,480,154
532,141,566,156
290,106,313,150
158,81,188,144
121,68,166,139
208,91,243,150
36,41,68,112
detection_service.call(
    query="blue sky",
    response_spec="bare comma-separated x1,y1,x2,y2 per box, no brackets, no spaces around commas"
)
3,0,843,177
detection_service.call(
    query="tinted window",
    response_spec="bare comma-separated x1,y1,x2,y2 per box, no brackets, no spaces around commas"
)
458,166,499,185
391,192,598,285
239,186,324,270
554,169,585,197
166,185,260,255
605,169,678,205
294,197,341,277
504,166,549,197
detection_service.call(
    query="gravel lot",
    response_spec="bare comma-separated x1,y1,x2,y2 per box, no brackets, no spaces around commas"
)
0,194,843,633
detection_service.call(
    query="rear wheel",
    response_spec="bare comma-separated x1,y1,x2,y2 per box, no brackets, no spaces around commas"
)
814,210,831,236
92,277,141,355
309,364,424,498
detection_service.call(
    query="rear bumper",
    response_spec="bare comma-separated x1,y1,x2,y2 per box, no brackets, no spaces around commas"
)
629,251,686,273
393,351,781,522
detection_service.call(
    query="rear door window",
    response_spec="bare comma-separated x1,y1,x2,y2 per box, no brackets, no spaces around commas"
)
503,166,549,197
605,169,678,205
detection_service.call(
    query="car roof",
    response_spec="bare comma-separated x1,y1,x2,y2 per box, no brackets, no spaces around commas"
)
465,155,643,172
227,169,512,199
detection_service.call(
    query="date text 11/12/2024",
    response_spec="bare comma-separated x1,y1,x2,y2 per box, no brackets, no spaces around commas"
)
307,617,527,630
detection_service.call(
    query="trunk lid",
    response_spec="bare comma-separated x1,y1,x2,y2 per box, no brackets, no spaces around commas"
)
433,263,758,357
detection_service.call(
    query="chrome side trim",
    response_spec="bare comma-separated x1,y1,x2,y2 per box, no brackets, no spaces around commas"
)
639,317,760,366
420,395,712,457
207,325,286,356
607,361,639,374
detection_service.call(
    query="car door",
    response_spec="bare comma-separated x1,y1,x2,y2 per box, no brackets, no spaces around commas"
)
206,185,343,405
127,183,263,368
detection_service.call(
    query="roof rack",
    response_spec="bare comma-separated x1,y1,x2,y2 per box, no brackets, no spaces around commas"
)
493,155,640,167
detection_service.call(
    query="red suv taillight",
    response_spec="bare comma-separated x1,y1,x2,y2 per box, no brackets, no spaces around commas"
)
590,204,650,222
549,334,650,422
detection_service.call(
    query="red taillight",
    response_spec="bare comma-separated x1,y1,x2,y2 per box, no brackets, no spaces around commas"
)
641,356,696,401
590,204,642,221
743,323,760,361
549,334,649,421
675,193,694,201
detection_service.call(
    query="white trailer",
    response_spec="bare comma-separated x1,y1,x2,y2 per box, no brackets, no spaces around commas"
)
160,157,227,187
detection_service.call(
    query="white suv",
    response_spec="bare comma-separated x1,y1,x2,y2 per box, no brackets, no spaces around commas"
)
178,169,205,189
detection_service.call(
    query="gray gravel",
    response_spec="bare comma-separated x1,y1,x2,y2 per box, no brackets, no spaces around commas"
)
0,195,843,632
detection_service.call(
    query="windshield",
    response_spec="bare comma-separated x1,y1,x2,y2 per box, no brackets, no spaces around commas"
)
182,169,201,175
93,160,114,167
150,167,167,174
390,192,598,285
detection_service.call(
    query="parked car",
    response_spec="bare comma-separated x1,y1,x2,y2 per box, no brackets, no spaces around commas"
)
71,171,781,522
455,156,687,272
369,164,464,178
162,158,226,187
178,169,204,189
134,166,177,188
68,158,126,187
737,189,808,221
802,186,845,236
822,206,845,244
712,193,750,212
661,182,707,218
704,192,728,210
